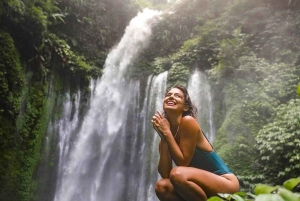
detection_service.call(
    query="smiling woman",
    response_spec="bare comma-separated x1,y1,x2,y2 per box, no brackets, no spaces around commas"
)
151,85,239,201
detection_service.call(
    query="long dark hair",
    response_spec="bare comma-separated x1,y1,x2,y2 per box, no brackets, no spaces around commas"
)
165,85,198,119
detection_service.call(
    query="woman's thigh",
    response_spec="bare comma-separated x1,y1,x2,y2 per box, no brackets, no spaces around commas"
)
170,166,239,197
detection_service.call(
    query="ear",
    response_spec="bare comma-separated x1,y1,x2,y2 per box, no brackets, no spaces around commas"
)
183,105,189,112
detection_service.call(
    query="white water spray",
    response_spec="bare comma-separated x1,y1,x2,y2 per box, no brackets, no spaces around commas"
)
188,69,215,142
53,9,162,201
138,71,168,201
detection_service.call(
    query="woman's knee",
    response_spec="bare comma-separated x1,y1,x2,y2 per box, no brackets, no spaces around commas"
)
169,166,188,187
221,174,240,194
170,167,208,200
155,179,175,201
155,179,167,194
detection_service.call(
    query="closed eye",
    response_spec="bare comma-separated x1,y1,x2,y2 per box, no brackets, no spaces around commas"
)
165,93,183,98
174,93,182,98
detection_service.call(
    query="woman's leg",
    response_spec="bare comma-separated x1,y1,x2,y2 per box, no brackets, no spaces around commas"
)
155,178,187,201
169,166,239,201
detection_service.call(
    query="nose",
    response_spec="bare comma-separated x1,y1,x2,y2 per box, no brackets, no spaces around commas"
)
168,94,175,99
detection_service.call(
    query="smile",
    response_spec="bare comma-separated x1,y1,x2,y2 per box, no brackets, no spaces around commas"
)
166,100,176,106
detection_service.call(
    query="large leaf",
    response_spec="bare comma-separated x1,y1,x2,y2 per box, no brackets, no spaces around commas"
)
234,192,248,197
278,188,300,201
254,184,280,195
231,194,246,201
283,178,300,191
217,193,247,201
234,191,257,199
218,193,231,199
207,196,225,201
255,194,285,201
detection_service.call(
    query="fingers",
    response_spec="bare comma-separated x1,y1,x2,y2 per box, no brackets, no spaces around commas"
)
152,119,164,136
151,111,165,128
151,111,167,139
152,111,161,122
153,110,163,120
154,113,160,120
152,119,163,138
157,110,163,118
151,117,159,128
151,119,157,127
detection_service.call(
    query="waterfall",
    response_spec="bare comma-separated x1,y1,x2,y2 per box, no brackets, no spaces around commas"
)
50,9,165,201
187,69,215,142
138,71,168,201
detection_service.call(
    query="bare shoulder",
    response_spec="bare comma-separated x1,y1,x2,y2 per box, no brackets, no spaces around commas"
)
181,115,198,124
180,116,200,130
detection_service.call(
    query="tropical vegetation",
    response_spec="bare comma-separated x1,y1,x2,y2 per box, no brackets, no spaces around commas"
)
0,0,299,200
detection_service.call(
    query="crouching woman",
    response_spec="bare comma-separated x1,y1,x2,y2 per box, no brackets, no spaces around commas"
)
151,85,239,201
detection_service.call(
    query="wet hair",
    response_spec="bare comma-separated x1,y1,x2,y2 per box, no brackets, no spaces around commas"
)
164,85,197,119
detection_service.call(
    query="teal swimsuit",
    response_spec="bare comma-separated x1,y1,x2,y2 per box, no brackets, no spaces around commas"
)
189,147,232,175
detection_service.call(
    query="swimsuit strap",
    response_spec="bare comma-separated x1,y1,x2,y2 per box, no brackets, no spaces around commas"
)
202,130,213,149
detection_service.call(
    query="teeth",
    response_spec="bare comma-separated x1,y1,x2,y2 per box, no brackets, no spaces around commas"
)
167,101,175,105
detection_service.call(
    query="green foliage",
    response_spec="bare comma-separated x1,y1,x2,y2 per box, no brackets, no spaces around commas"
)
215,28,248,77
147,0,300,190
136,0,152,8
52,0,139,62
233,55,298,136
147,0,225,59
216,0,300,65
208,178,300,201
0,31,23,118
255,99,300,185
167,62,190,88
212,54,300,135
1,0,300,199
46,33,90,70
1,1,56,62
0,0,25,18
181,36,203,52
0,32,24,200
13,81,49,201
214,105,256,178
152,56,173,74
209,53,299,186
0,0,137,200
0,2,95,200
0,32,49,201
0,31,23,201
283,177,300,191
26,6,48,35
44,33,95,87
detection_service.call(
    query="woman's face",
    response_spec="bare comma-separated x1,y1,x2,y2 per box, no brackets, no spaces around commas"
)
163,88,186,113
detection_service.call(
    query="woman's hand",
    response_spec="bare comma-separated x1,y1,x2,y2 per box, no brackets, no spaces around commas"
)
151,111,170,139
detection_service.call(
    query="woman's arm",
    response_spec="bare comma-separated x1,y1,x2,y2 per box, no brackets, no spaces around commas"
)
152,112,199,168
157,140,173,178
164,116,199,166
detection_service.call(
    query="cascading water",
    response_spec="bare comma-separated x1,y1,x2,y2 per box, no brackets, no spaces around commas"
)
51,9,165,201
187,69,215,142
138,71,168,201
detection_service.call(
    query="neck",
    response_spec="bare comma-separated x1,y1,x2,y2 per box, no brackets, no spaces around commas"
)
166,112,182,131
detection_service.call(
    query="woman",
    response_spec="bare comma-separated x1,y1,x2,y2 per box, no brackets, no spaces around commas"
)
151,85,239,201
